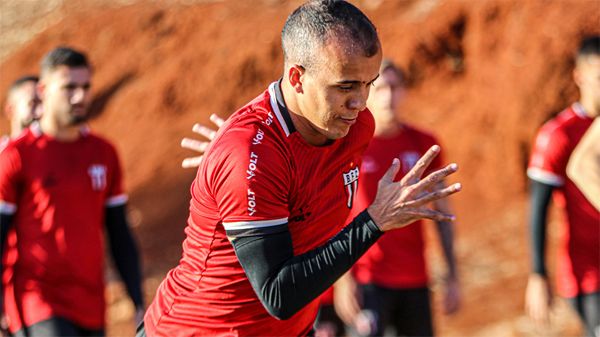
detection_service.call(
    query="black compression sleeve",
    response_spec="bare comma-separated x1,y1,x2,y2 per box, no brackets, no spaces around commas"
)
529,179,554,276
230,209,383,320
105,205,144,308
1,214,14,315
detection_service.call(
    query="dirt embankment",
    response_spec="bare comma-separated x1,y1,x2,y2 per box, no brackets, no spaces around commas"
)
0,1,598,336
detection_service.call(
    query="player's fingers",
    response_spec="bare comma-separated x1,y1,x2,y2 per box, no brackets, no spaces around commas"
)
401,208,456,222
412,163,458,192
210,113,225,127
401,145,440,185
181,138,210,153
182,156,203,168
380,158,401,184
402,183,462,208
192,123,217,140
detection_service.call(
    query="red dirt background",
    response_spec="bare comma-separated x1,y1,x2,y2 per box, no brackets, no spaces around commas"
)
1,0,598,336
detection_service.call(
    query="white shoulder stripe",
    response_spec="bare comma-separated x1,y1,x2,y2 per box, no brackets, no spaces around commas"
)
106,194,128,207
223,217,288,230
268,82,291,137
527,168,564,186
0,201,17,214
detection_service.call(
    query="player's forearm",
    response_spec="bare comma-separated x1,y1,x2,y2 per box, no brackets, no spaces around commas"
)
435,220,457,279
529,180,553,276
0,213,14,316
433,186,457,279
105,205,144,308
230,210,382,320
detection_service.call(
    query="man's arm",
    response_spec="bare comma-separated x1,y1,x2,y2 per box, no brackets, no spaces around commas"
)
0,213,13,334
105,204,144,312
432,182,460,314
525,179,554,326
567,118,600,211
229,146,460,320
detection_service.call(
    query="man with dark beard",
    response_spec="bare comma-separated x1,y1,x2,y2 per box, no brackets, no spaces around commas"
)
0,47,144,337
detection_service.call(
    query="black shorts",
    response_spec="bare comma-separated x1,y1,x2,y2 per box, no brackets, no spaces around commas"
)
350,284,433,337
13,317,104,337
565,291,599,337
314,303,346,336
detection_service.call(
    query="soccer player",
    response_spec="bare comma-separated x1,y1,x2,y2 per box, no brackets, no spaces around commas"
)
1,76,42,148
329,59,460,337
525,35,600,337
142,1,461,336
0,47,144,337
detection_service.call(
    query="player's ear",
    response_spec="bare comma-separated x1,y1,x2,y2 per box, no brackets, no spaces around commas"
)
288,64,305,94
36,80,46,101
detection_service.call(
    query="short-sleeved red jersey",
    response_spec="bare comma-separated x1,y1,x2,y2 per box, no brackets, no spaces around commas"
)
349,126,443,288
144,81,374,336
527,103,600,297
0,124,127,332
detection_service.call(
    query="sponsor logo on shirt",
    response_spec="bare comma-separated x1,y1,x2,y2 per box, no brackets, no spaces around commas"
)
343,166,359,208
88,164,107,191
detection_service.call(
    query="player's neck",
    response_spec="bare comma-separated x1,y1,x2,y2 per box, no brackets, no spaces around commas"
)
281,80,329,146
40,117,81,141
374,119,403,138
579,97,599,118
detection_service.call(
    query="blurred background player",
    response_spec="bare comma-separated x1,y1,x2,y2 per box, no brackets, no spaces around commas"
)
525,35,600,337
1,75,42,148
0,46,144,337
327,59,460,337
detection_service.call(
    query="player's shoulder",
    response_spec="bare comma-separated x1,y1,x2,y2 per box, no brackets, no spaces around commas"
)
539,105,584,137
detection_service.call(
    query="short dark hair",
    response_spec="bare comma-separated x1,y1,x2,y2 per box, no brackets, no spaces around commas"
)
281,0,380,70
577,35,600,59
380,59,405,84
40,46,90,76
8,75,39,93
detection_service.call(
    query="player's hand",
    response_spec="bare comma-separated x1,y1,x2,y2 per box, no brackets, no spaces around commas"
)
367,145,461,232
525,273,553,327
181,114,225,168
443,276,461,314
0,313,9,337
333,272,361,326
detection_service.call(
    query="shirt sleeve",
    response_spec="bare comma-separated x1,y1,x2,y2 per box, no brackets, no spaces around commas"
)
0,144,22,215
528,124,568,186
104,143,128,208
207,123,291,237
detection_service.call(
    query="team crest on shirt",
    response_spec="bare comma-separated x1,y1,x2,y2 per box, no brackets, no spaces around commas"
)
401,152,420,174
342,166,359,208
88,164,107,191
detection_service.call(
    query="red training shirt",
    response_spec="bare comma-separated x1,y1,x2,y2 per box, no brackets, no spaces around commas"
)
349,125,443,289
0,124,127,332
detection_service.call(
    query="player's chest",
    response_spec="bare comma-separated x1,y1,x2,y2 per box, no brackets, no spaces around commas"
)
23,149,110,196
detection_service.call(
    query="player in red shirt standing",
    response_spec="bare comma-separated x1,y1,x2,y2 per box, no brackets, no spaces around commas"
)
319,60,459,337
525,35,600,337
0,47,144,337
141,1,461,336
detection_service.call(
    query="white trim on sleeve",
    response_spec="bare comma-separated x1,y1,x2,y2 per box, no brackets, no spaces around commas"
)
105,194,128,207
0,201,17,215
527,168,564,187
223,217,288,231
